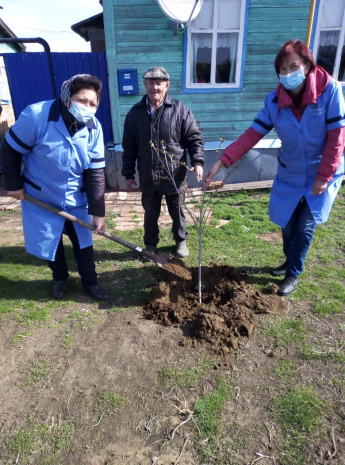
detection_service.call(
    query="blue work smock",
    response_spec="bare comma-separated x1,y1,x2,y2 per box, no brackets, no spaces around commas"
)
5,99,105,260
252,79,345,228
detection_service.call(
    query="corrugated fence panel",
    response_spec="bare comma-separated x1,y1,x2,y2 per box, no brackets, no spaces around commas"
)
51,52,113,144
4,53,55,116
4,52,113,144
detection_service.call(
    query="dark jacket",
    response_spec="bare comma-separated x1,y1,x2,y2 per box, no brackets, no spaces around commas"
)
122,94,204,194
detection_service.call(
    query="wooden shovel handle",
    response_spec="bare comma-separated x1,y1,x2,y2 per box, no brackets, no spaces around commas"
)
24,193,143,253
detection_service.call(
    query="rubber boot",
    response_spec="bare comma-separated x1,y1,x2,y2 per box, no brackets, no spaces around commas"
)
176,240,189,258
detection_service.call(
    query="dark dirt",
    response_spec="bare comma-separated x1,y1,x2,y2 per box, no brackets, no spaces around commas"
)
161,257,192,280
145,263,286,362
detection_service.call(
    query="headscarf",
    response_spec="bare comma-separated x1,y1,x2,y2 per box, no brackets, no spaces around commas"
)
60,74,92,107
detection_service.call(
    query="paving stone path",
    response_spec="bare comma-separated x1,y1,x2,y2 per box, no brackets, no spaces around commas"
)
0,186,209,231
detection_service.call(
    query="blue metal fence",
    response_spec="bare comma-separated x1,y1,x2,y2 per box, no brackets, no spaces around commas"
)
3,52,113,144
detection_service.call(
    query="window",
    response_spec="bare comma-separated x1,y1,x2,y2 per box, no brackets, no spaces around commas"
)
184,0,247,92
313,0,345,82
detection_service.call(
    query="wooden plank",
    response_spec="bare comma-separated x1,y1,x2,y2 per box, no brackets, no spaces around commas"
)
114,4,165,18
249,0,310,5
114,0,154,4
204,180,273,192
116,52,182,65
116,41,182,53
248,11,308,21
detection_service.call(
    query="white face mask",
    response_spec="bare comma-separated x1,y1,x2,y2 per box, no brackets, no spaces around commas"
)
68,101,96,123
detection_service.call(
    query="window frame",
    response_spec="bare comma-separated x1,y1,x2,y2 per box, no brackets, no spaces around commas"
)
311,0,345,83
182,0,249,94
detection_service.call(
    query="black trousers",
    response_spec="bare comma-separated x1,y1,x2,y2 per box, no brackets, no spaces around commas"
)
47,220,98,287
141,191,188,246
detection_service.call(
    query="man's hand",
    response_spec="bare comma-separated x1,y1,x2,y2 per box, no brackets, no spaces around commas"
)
126,179,137,191
7,188,25,200
193,165,203,183
92,216,106,233
204,160,225,188
312,179,328,196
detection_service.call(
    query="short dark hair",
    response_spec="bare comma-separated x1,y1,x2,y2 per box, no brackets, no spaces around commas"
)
69,75,102,101
274,39,316,76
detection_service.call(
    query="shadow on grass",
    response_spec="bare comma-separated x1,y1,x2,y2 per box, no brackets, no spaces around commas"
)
0,246,161,310
0,247,285,309
246,265,285,292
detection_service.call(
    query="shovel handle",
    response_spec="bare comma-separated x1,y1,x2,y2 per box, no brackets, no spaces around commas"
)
24,193,143,253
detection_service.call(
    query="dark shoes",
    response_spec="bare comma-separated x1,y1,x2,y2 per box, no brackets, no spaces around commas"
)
271,260,288,276
273,260,299,295
52,279,67,299
84,284,109,301
142,244,157,263
278,276,299,296
52,280,108,301
176,240,189,258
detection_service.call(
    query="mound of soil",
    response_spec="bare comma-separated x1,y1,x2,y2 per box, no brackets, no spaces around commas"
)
144,263,286,362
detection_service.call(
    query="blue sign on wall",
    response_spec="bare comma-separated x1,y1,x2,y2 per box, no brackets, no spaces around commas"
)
117,69,138,96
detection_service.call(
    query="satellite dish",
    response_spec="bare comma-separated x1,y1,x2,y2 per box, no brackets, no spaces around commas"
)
157,0,203,24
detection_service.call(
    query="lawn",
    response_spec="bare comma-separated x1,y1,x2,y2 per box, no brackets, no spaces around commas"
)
0,186,344,464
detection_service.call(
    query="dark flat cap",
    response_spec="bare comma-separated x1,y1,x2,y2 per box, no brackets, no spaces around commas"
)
142,66,170,80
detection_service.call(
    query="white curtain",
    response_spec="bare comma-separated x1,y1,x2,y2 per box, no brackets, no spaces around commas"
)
216,33,238,82
191,33,212,82
191,32,238,83
193,33,213,49
318,30,340,46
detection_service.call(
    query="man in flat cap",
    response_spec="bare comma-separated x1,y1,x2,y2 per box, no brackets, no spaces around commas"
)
122,66,204,258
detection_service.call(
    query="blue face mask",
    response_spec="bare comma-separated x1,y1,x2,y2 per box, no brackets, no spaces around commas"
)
279,68,306,91
68,101,96,123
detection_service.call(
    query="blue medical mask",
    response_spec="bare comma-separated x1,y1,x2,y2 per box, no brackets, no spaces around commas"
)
68,101,96,123
279,68,306,91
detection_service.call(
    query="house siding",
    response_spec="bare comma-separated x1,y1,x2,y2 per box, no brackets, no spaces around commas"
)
105,0,311,144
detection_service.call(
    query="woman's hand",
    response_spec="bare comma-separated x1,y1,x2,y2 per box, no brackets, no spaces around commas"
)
204,160,225,188
7,188,25,201
92,216,106,233
312,179,328,196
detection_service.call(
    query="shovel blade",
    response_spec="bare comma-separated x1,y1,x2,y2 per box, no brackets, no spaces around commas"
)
141,250,171,266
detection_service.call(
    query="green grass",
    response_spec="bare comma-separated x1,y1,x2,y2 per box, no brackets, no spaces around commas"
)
262,318,307,349
93,388,130,416
194,381,231,437
23,359,54,387
193,380,235,461
273,386,327,464
299,343,345,363
2,188,344,319
273,359,297,380
61,331,73,348
274,386,326,433
7,417,74,464
159,357,215,389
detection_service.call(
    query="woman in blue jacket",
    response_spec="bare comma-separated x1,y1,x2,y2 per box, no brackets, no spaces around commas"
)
1,74,109,301
205,39,345,296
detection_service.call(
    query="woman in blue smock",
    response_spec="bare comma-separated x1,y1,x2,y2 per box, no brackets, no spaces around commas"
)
204,39,345,296
1,74,109,301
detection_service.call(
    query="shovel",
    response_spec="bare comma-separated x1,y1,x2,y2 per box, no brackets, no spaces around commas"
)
24,193,171,267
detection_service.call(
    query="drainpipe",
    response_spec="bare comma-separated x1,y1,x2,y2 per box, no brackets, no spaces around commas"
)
306,0,316,47
0,37,56,98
